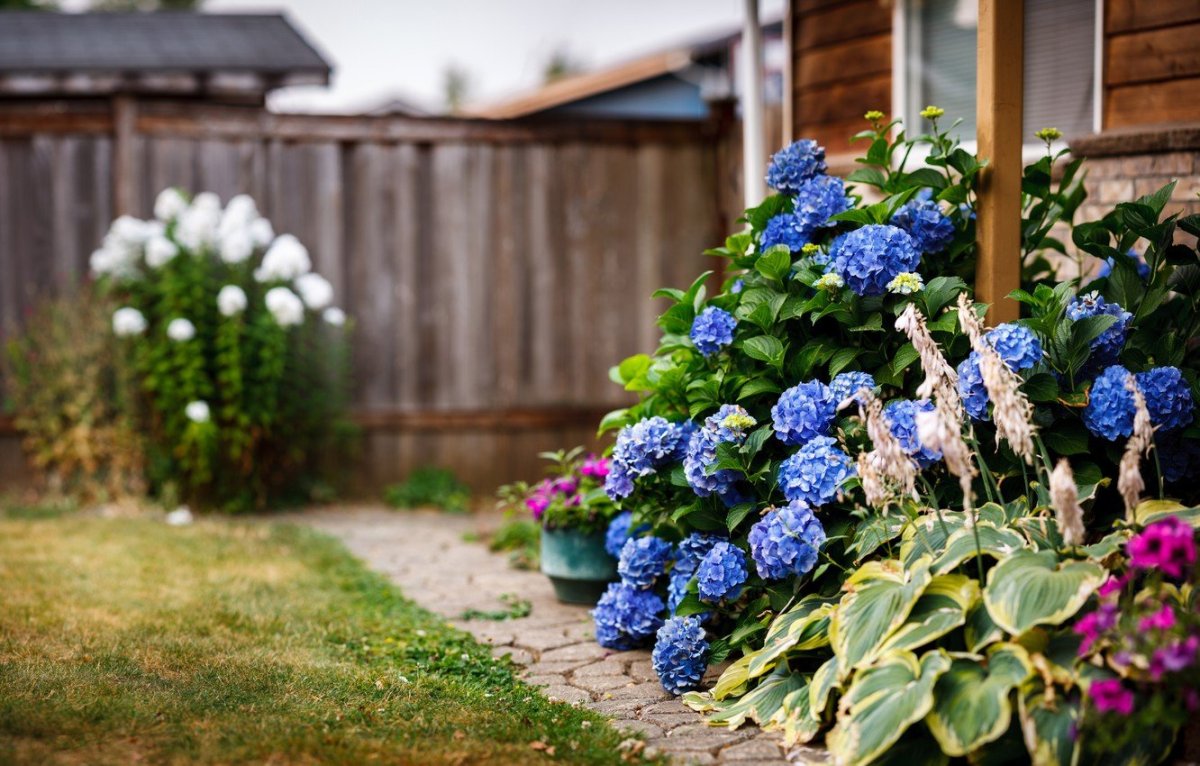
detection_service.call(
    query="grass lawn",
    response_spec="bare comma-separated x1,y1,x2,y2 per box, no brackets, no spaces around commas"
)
0,511,653,765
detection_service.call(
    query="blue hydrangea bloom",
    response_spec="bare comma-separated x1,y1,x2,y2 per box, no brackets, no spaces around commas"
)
1158,435,1200,483
772,380,837,445
1098,249,1150,281
1136,366,1194,433
675,532,725,577
652,616,709,695
1067,292,1132,369
761,212,809,253
606,417,693,500
957,351,989,420
778,435,856,508
884,399,942,468
696,541,748,603
748,501,827,581
793,174,851,237
667,567,692,615
1083,365,1136,440
830,370,876,405
765,139,827,195
605,511,648,558
987,323,1043,371
690,306,737,357
890,197,955,254
829,224,921,297
618,536,674,589
684,405,754,498
731,279,744,294
593,582,665,650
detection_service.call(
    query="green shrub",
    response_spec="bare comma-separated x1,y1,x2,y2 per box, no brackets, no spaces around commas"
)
384,467,471,512
86,189,354,511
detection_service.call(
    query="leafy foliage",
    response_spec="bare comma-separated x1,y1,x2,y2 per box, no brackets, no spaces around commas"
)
386,467,472,513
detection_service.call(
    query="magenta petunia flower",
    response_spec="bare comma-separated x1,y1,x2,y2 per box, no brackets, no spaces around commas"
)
1097,574,1126,599
1127,516,1197,580
1150,636,1199,680
579,454,610,480
1138,603,1176,632
1088,679,1135,715
1075,605,1118,655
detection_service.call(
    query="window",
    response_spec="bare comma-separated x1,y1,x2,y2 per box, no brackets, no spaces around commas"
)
901,0,1097,142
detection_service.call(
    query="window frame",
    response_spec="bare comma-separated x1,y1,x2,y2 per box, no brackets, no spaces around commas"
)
890,0,1104,159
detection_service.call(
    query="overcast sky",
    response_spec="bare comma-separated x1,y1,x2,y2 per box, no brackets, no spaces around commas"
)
199,0,785,113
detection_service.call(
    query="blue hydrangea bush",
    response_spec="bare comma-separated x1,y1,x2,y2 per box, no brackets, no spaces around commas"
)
586,111,1200,764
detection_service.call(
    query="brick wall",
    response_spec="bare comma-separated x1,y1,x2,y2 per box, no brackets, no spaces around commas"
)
1072,126,1200,227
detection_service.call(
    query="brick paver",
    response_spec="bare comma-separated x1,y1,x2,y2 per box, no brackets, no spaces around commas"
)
298,507,828,765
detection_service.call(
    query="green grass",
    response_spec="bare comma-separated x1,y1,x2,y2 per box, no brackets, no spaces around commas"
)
0,515,652,765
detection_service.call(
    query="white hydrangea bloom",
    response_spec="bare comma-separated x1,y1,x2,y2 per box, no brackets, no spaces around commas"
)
265,286,305,327
185,400,211,424
255,234,311,282
174,193,222,253
144,235,179,269
112,307,147,337
154,188,189,222
166,317,196,341
91,215,155,279
322,307,346,327
249,217,275,248
218,228,255,264
217,284,248,317
294,272,334,310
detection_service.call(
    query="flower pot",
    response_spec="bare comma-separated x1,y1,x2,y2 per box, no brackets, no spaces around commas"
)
540,526,618,605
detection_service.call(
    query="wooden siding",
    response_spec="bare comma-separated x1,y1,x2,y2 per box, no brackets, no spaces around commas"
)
1104,0,1200,129
0,100,725,492
789,0,892,157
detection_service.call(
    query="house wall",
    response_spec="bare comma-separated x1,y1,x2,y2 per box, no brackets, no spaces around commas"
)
788,0,892,158
1102,0,1200,130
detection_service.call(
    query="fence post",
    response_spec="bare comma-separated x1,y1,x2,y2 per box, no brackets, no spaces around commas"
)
974,0,1023,325
112,94,138,216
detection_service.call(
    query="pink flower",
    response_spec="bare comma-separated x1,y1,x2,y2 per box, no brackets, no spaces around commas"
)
580,454,610,480
1150,635,1199,680
1075,604,1118,655
1098,574,1126,599
1088,679,1135,715
551,476,578,496
525,492,550,520
1138,603,1176,632
1127,516,1197,580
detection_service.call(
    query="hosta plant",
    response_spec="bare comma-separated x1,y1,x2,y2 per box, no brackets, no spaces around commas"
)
589,110,1200,764
89,189,353,511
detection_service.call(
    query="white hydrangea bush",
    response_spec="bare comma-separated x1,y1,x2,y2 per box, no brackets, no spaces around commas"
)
92,188,353,511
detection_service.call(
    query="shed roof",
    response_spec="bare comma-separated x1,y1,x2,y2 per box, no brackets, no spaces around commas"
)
0,12,330,81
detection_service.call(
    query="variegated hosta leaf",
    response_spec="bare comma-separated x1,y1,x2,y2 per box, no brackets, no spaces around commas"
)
829,558,933,673
1013,514,1063,551
925,643,1033,756
826,650,952,766
983,550,1106,636
779,679,822,746
746,596,836,680
696,665,807,730
1135,500,1200,527
877,574,980,655
809,654,840,720
709,652,752,700
866,727,950,766
965,601,1004,653
848,509,908,562
1081,528,1131,560
899,504,1008,568
1017,680,1080,766
931,523,1027,575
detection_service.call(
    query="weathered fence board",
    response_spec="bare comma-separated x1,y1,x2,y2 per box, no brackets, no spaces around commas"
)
0,99,726,492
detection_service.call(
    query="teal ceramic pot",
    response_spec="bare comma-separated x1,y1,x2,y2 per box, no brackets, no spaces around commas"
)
540,526,618,605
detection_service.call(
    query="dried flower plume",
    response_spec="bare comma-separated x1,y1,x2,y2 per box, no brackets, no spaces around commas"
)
855,389,918,508
1049,459,1085,545
956,294,1037,463
1118,376,1155,519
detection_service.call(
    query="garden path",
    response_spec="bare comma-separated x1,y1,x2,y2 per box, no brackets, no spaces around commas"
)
299,506,828,766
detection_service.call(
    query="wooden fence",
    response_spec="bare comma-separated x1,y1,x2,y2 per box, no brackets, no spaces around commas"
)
0,99,729,492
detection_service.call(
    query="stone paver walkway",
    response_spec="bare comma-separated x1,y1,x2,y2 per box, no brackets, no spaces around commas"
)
299,507,828,765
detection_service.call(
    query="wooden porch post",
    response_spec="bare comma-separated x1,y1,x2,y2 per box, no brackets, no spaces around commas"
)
974,0,1023,324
